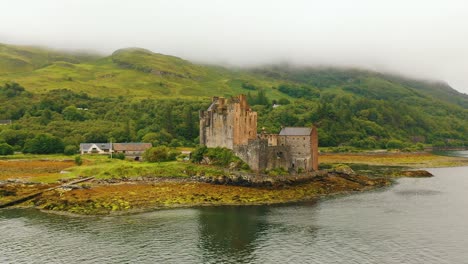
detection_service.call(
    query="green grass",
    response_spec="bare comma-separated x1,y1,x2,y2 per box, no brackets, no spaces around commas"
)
0,153,74,160
67,159,226,179
0,44,293,100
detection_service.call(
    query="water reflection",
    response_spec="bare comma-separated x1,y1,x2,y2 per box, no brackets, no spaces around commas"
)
197,206,269,263
1,167,468,263
432,150,468,158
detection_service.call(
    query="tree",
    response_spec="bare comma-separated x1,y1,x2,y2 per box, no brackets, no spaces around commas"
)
163,106,174,135
386,139,405,149
62,106,84,121
0,129,29,148
1,82,25,98
181,106,196,140
64,145,78,155
40,109,53,125
0,143,14,155
23,133,64,154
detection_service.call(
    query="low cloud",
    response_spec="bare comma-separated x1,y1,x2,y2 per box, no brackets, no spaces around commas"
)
1,0,467,93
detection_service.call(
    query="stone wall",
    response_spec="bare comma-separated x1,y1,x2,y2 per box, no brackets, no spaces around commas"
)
311,126,319,171
277,135,312,171
234,139,291,171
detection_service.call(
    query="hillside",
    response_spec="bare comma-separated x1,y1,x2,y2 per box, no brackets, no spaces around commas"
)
1,43,467,106
0,42,466,152
0,43,99,74
0,44,286,99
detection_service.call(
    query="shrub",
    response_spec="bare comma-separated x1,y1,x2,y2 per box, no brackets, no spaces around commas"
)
74,155,83,166
144,146,180,162
205,147,237,166
111,153,126,160
386,139,405,149
64,145,78,155
190,146,248,168
0,143,14,155
278,98,291,105
190,145,208,163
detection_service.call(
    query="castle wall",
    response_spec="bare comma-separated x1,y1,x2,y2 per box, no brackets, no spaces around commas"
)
311,126,319,171
278,135,313,171
199,107,235,149
234,139,291,171
259,133,279,146
232,97,257,146
200,95,256,150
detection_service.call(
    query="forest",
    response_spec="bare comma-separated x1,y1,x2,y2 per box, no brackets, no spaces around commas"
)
1,80,466,155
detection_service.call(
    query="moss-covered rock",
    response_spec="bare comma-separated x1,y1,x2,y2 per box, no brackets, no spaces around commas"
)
330,164,355,175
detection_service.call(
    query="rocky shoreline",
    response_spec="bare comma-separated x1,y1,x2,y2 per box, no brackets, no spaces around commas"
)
0,168,394,215
3,151,460,216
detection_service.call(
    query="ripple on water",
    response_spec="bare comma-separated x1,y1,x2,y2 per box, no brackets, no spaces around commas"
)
1,166,468,263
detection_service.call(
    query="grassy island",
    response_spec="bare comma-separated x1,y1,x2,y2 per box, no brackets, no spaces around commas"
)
1,151,467,215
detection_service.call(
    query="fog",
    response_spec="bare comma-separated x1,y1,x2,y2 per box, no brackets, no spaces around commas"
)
1,0,467,93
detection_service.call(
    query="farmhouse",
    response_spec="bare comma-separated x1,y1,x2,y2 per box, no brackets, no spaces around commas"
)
80,142,152,160
80,143,111,154
200,94,318,172
113,143,152,159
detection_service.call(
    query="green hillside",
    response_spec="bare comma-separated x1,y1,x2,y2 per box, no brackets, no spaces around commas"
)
0,43,99,74
0,43,466,153
0,45,287,100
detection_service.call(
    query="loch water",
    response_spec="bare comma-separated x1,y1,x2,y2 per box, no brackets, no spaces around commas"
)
1,165,468,263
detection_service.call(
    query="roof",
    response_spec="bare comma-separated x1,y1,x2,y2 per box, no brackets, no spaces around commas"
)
113,143,152,151
80,143,111,150
279,127,312,136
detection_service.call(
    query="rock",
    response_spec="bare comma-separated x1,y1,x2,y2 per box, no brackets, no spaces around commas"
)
331,164,355,175
229,162,237,170
400,170,433,178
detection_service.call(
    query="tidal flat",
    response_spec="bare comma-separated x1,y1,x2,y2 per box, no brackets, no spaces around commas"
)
1,152,467,215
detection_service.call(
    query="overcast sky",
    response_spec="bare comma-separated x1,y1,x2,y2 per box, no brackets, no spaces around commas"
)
1,0,467,93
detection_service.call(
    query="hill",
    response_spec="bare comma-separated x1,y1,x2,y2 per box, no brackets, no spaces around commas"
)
0,42,466,152
0,45,286,99
0,43,99,74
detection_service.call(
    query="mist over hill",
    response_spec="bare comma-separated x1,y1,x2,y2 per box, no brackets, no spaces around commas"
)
0,42,466,152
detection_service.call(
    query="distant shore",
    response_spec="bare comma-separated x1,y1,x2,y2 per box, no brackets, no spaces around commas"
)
1,152,467,216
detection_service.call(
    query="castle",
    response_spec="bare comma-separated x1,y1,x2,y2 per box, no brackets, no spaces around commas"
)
200,94,319,172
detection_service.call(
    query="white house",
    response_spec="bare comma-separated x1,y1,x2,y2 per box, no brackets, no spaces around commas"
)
79,143,112,154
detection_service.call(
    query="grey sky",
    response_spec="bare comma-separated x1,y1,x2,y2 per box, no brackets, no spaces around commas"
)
1,0,467,93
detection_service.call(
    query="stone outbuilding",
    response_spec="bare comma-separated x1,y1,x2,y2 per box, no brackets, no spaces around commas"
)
80,142,152,160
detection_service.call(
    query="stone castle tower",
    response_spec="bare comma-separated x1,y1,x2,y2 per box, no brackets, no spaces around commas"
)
200,94,319,172
199,95,257,149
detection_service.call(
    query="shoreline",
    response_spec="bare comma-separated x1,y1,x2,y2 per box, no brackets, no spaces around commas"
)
2,172,392,216
1,152,467,216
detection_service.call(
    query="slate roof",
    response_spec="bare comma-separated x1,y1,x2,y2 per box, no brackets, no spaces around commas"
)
279,127,312,136
113,143,152,151
80,143,111,150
